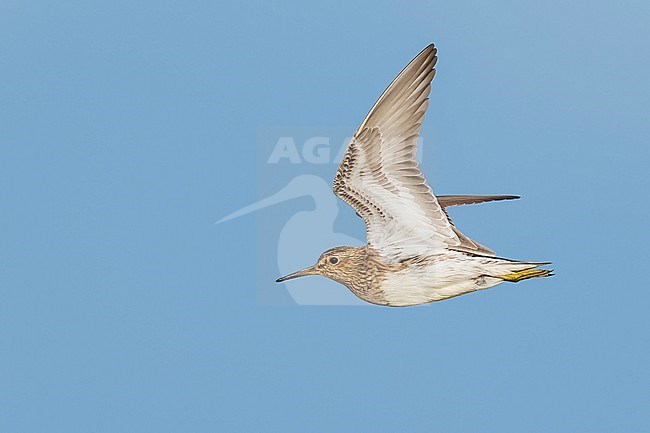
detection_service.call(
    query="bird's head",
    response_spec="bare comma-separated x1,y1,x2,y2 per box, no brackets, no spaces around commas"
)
276,246,367,286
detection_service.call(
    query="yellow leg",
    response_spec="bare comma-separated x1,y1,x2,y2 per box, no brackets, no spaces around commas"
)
499,268,553,282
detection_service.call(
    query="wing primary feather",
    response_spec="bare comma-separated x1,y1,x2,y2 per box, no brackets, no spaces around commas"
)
437,195,520,208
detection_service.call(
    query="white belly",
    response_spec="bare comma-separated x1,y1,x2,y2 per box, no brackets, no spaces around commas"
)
379,255,503,306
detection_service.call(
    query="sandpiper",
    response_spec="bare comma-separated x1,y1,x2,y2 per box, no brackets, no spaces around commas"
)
276,44,552,306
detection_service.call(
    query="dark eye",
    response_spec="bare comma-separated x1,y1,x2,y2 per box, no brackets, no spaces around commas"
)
329,257,339,265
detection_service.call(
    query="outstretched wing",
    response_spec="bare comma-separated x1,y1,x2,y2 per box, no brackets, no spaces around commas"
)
333,44,494,262
437,195,520,208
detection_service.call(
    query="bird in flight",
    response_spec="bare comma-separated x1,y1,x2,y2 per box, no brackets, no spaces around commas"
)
276,44,552,306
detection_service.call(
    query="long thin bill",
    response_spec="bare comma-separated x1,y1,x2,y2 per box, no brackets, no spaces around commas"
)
276,265,318,282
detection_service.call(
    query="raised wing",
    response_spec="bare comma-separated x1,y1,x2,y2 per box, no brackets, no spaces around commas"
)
333,44,494,262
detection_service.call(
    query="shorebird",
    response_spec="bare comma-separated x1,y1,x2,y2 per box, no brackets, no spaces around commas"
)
276,44,552,306
218,176,519,305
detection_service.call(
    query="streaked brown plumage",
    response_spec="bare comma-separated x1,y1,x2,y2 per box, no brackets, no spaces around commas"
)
276,44,552,306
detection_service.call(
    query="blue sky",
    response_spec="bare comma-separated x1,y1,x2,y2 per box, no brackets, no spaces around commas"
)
1,0,649,431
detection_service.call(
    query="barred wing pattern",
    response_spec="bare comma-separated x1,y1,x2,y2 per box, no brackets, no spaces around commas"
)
333,44,494,262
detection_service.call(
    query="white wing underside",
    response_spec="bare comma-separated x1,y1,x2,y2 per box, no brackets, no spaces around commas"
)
333,44,494,262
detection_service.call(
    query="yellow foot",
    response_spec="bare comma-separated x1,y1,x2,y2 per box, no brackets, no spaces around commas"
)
499,268,554,282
